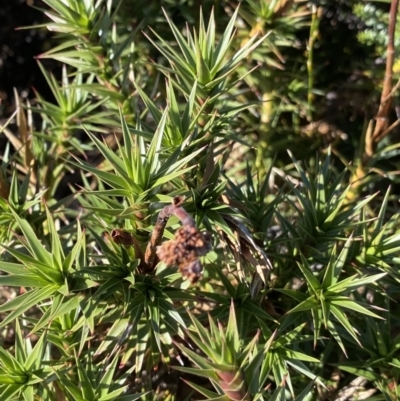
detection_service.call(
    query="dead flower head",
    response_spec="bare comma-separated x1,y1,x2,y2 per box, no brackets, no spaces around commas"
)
156,224,212,283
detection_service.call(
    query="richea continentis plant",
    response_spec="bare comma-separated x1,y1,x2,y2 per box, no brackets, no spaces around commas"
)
1,1,400,400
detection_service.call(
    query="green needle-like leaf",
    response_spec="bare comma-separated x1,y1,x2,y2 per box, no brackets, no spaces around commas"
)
297,253,320,293
0,286,59,328
10,209,53,267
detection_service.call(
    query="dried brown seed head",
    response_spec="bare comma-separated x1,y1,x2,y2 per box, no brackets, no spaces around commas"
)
156,226,212,283
179,259,203,283
111,229,136,246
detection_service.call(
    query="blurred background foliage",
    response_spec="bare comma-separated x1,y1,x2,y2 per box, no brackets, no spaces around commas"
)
0,3,385,125
1,0,398,190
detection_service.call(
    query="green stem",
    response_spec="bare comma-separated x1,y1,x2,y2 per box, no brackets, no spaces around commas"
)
307,5,320,122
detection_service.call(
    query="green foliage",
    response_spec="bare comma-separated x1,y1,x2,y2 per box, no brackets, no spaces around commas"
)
1,0,400,400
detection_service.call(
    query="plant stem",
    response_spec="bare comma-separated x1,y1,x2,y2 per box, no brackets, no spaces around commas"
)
142,196,189,272
366,0,399,156
307,5,320,123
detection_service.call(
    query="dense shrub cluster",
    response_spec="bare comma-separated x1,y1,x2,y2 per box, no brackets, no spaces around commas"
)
1,1,400,400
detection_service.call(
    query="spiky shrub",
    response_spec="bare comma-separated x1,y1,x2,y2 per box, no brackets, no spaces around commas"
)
1,1,400,400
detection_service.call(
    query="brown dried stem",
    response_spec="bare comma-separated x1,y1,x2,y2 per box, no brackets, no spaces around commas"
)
142,209,172,273
142,196,188,272
366,0,399,157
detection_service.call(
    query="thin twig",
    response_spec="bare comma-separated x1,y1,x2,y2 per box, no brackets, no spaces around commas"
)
306,5,320,122
384,76,400,101
367,0,399,156
375,116,400,142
